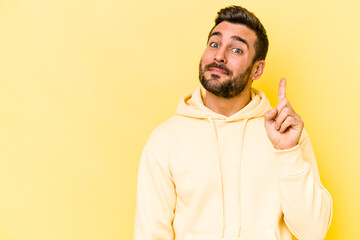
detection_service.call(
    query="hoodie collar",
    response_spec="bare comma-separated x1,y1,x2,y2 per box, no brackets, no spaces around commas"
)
175,86,271,122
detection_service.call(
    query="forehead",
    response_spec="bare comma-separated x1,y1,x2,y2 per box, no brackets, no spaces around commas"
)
210,21,257,46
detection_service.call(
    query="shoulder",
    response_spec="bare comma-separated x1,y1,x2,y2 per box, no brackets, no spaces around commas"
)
145,115,185,150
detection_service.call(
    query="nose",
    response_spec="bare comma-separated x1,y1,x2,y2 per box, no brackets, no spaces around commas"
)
214,47,227,64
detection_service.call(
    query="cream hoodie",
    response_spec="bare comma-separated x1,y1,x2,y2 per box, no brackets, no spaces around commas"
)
134,86,332,240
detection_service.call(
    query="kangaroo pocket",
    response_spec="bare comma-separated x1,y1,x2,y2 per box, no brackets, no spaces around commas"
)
184,234,222,240
239,230,278,240
184,230,277,240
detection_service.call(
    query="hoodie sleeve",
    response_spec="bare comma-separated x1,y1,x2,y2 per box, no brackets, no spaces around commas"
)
275,130,333,240
134,145,176,240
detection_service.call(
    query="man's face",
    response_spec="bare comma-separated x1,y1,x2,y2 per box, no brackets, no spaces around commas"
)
199,21,258,99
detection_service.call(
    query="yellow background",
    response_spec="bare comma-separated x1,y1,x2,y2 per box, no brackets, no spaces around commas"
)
0,0,359,239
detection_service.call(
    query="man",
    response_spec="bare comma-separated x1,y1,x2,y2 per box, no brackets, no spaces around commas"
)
134,5,332,240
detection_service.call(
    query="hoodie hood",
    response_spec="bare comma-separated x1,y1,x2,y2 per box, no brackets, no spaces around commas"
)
175,86,272,121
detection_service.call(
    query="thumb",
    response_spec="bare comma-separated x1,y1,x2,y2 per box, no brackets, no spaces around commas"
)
264,108,277,123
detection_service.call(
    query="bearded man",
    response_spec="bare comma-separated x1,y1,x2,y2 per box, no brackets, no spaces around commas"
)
134,5,332,240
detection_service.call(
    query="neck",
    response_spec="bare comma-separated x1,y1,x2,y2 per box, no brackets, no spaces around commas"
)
203,84,252,117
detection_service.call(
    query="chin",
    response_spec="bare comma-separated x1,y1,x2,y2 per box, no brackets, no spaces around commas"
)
204,71,225,80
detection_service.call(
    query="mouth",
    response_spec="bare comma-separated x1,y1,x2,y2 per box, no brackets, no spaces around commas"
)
208,67,228,75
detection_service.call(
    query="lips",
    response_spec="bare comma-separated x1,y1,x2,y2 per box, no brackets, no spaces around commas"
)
209,67,227,75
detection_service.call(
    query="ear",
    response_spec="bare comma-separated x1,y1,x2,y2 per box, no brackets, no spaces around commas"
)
251,60,265,80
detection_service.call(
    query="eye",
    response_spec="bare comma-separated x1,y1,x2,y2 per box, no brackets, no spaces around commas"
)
232,48,243,54
209,42,219,48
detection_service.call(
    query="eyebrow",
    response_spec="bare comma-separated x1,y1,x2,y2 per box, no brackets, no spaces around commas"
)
209,31,249,48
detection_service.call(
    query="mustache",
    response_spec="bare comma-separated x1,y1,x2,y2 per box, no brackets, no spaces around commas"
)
204,63,231,75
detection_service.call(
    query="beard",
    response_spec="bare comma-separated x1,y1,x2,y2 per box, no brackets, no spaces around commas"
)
199,60,253,99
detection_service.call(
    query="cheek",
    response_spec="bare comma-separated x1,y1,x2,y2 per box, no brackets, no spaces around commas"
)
227,61,240,73
201,49,214,63
229,58,250,73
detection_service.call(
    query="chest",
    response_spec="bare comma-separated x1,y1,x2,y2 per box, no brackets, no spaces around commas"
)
169,119,279,198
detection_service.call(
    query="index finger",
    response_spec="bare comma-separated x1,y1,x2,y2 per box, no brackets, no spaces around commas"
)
278,77,287,101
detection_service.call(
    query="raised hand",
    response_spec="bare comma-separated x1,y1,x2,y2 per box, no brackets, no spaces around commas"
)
264,78,304,150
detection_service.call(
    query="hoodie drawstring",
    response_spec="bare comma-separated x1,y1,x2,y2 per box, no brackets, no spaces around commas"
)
237,118,249,238
206,115,225,238
206,115,250,239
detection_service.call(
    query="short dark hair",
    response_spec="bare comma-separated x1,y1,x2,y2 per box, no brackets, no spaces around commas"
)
208,6,269,63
